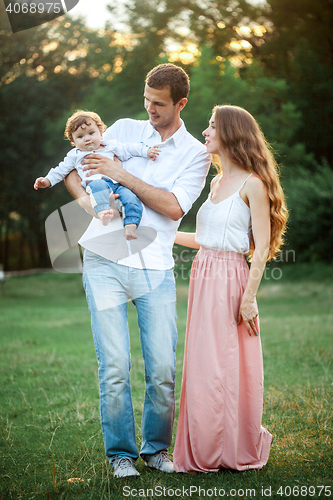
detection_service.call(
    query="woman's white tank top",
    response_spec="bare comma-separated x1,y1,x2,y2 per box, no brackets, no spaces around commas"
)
195,174,252,254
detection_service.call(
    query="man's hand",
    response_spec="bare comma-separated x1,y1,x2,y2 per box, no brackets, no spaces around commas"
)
64,170,121,219
34,177,51,190
82,154,184,221
82,154,124,183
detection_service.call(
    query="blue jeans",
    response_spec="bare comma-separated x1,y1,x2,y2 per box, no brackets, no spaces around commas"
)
82,249,177,462
86,178,143,227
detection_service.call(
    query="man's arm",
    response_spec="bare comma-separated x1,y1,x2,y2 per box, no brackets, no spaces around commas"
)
64,169,121,218
64,170,96,216
81,155,185,221
122,172,184,221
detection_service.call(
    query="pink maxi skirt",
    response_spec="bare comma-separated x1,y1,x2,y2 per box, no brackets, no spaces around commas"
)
174,247,272,472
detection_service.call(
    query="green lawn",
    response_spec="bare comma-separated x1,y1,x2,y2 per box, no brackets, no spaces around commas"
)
0,265,332,500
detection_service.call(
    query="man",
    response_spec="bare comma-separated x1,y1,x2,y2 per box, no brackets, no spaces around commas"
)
65,63,210,478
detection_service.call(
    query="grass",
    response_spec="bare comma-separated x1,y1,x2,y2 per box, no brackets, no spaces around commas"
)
0,265,332,500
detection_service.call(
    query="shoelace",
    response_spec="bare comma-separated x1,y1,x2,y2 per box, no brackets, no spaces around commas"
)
155,451,172,467
116,457,134,470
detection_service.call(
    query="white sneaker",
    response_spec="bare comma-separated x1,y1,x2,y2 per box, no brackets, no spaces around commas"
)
146,451,174,473
112,457,140,478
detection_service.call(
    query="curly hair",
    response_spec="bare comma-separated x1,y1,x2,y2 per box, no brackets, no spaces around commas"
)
64,110,107,145
145,63,190,105
212,105,288,261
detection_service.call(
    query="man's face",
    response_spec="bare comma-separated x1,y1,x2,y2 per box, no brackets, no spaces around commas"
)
144,84,186,131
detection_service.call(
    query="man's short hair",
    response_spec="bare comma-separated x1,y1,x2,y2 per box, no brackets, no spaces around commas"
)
145,63,190,105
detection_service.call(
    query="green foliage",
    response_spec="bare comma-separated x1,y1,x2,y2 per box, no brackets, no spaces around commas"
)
80,70,145,127
257,0,333,70
249,1,333,163
182,47,249,138
182,49,304,155
0,74,79,263
0,13,121,270
288,39,333,163
282,162,333,262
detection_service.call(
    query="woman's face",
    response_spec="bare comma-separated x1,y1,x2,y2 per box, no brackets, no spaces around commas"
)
202,114,220,155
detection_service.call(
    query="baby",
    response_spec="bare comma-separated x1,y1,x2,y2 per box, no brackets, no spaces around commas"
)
34,110,160,240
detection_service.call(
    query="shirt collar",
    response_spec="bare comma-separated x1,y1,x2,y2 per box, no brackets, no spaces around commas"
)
145,119,187,148
76,142,105,154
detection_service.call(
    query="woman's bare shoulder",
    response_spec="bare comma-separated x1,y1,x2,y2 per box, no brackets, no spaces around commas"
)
246,174,267,194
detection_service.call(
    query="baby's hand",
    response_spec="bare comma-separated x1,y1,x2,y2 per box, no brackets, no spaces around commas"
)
148,145,161,161
34,177,51,190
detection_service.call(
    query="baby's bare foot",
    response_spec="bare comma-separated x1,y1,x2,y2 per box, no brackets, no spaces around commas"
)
125,224,138,240
97,209,113,226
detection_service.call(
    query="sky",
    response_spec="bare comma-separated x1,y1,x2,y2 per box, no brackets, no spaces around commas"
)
0,0,267,33
67,0,267,30
67,0,115,30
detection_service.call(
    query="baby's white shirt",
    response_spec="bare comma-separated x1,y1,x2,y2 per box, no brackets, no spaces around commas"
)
45,139,149,188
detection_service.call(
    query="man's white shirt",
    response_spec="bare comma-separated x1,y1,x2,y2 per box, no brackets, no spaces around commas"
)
79,118,210,270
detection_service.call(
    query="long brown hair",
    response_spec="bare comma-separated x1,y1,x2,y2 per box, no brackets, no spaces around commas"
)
213,104,288,260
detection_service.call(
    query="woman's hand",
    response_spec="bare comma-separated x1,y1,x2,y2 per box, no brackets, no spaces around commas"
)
238,295,259,337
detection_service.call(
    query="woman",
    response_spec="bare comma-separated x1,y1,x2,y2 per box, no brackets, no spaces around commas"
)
173,105,288,472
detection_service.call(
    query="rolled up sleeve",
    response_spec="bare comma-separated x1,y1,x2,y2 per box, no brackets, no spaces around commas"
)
171,149,211,215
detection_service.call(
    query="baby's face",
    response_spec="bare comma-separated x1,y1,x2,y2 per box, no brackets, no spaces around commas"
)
72,121,103,151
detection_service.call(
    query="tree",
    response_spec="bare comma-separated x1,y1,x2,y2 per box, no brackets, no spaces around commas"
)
256,0,333,73
287,39,333,163
105,0,263,63
252,1,333,163
0,10,121,269
282,162,333,262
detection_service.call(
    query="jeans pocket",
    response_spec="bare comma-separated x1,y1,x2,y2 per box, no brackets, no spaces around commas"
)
83,249,105,264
